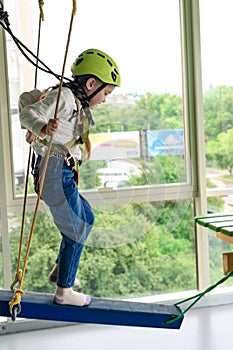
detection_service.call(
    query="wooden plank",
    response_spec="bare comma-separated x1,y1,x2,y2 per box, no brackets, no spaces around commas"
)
195,216,233,227
222,252,233,275
221,226,233,236
208,221,233,232
0,290,183,329
195,212,233,222
216,232,233,244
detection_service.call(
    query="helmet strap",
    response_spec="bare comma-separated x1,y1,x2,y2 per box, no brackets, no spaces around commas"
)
87,83,107,102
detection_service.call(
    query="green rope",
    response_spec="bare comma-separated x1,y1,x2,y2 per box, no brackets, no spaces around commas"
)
166,270,233,325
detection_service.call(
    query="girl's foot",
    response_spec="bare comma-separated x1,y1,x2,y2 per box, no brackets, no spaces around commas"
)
48,264,81,289
53,287,91,306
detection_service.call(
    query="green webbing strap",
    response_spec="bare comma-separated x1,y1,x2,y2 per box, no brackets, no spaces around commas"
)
40,138,78,152
166,270,233,325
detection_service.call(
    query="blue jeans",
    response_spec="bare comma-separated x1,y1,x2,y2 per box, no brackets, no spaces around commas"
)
36,155,94,288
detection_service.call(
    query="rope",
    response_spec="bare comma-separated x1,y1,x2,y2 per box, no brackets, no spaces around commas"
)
9,150,32,292
39,0,45,21
165,270,233,325
10,0,45,294
35,1,44,88
72,0,77,16
9,0,77,319
0,2,72,83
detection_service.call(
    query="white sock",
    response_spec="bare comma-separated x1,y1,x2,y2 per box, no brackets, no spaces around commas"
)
48,264,81,289
54,287,91,306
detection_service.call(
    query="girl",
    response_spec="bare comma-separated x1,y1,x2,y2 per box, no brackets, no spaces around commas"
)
19,48,121,306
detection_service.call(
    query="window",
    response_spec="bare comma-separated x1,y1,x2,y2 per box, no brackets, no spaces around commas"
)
2,0,199,304
200,0,233,286
7,0,188,195
0,229,3,289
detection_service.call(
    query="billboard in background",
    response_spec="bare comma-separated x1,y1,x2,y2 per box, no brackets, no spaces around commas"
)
90,131,141,161
147,129,184,157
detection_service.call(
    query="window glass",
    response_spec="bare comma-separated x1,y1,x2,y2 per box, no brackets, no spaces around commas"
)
0,226,3,289
4,0,196,298
200,0,233,285
5,0,187,195
8,202,196,297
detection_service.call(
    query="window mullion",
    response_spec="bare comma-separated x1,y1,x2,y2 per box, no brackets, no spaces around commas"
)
0,27,13,288
180,0,210,290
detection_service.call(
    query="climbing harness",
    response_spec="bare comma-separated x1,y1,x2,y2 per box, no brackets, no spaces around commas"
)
7,0,77,321
37,137,83,187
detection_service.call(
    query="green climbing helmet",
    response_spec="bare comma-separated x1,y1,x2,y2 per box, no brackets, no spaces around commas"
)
71,48,121,86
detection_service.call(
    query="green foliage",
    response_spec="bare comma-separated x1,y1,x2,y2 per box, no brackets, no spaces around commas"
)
206,128,233,174
79,201,195,297
136,93,183,129
129,155,185,187
204,86,233,139
9,211,60,293
91,93,183,132
79,160,106,190
204,86,233,173
8,200,196,297
207,196,224,213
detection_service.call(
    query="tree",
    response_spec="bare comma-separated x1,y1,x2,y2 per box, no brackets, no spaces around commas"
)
136,93,183,129
91,93,183,132
79,159,105,190
206,128,233,173
204,85,233,140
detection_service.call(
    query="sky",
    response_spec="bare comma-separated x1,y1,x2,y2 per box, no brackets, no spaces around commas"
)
6,0,233,96
5,0,233,185
10,0,183,96
199,0,233,91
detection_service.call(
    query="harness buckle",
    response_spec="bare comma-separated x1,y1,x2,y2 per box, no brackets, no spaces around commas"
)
65,153,75,168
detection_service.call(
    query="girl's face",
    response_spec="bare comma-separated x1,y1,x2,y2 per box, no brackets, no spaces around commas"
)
85,78,115,109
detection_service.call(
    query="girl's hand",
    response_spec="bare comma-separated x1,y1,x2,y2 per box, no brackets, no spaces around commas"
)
25,130,36,144
40,118,60,137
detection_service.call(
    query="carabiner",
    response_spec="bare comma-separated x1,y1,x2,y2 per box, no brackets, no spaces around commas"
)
9,303,21,322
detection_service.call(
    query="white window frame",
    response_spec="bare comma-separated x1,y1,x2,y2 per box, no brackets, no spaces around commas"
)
0,0,207,292
2,0,229,333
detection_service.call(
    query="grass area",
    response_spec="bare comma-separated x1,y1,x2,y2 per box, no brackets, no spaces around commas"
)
218,174,233,182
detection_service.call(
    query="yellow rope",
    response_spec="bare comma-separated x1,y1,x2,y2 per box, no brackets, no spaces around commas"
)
39,0,45,21
9,269,23,291
72,0,77,16
10,145,32,292
9,0,46,304
8,1,77,318
8,289,25,314
10,1,46,295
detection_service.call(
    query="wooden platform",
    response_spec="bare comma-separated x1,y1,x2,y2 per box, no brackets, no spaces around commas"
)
195,212,233,243
195,212,233,274
0,289,183,329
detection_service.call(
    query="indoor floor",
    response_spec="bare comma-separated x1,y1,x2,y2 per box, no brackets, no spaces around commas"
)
1,302,232,350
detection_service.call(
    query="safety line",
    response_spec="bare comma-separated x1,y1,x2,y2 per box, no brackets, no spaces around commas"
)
8,0,77,320
10,0,45,294
0,1,71,82
166,270,233,325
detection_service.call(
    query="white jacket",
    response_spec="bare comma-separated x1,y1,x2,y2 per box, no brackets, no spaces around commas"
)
19,87,82,160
